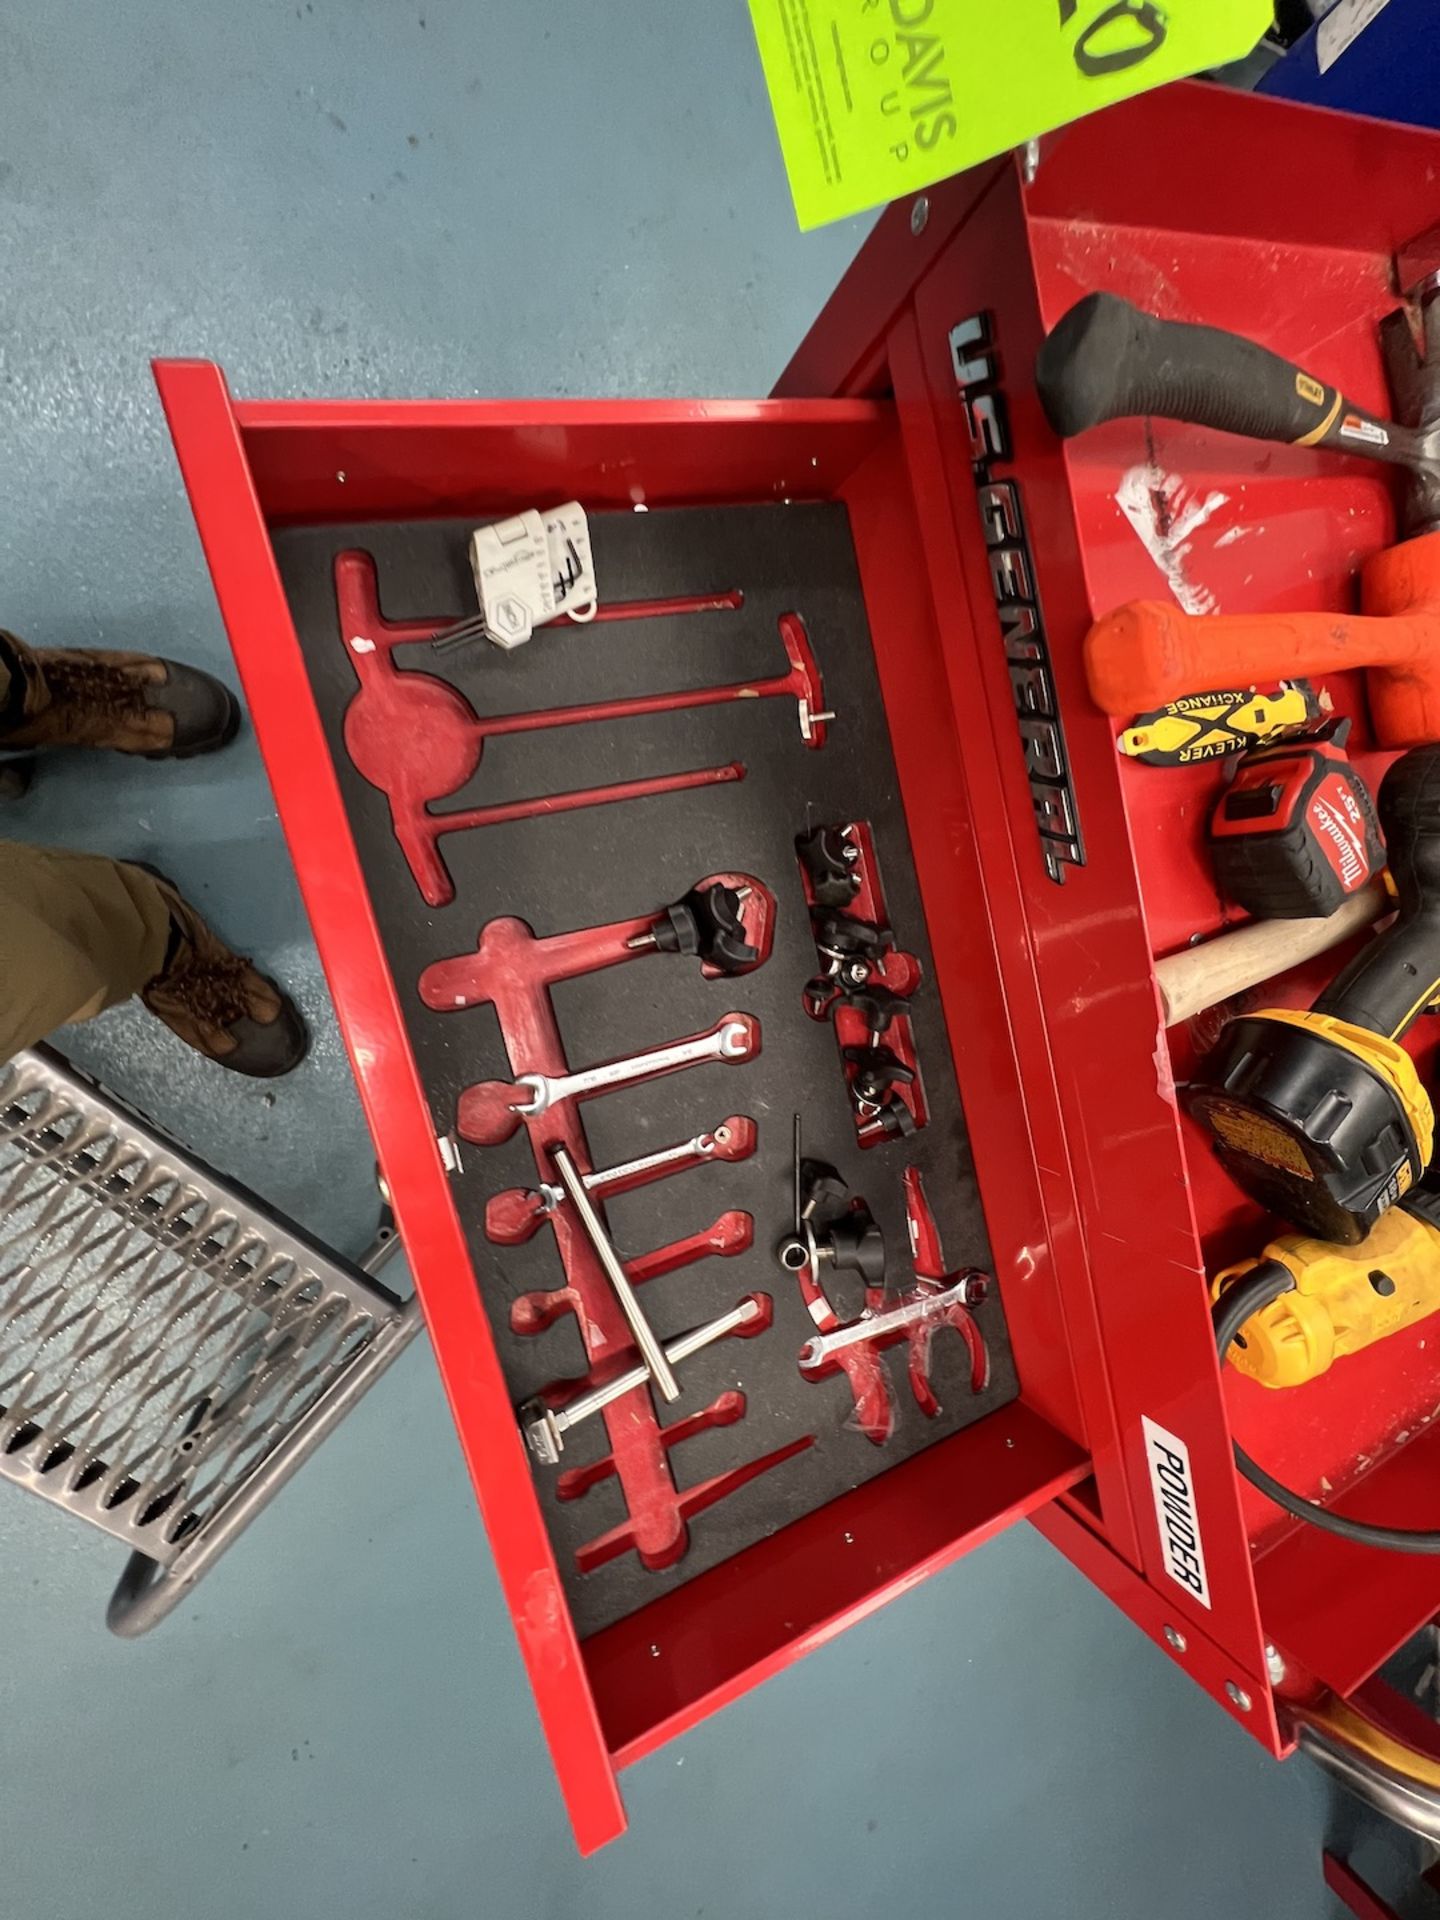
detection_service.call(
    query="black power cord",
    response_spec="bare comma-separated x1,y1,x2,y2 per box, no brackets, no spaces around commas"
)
1215,1262,1440,1554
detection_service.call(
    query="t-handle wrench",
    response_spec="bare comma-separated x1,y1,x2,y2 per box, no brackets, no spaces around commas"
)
1036,291,1440,536
550,1145,679,1402
521,1294,767,1465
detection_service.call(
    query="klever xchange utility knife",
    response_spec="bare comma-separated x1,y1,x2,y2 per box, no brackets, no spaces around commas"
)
1118,681,1327,765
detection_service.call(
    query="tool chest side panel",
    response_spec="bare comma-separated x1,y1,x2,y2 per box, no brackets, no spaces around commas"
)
842,423,1088,1450
903,192,1271,1682
878,310,1136,1556
152,358,627,1855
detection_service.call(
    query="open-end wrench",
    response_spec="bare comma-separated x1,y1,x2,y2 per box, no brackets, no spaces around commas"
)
457,1014,758,1147
520,1293,768,1465
797,1271,987,1369
485,1116,757,1245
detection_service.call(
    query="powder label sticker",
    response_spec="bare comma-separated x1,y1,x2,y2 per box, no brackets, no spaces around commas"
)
1142,1415,1212,1608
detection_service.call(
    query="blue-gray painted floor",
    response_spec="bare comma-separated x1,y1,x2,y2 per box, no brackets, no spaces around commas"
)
0,5,1407,1915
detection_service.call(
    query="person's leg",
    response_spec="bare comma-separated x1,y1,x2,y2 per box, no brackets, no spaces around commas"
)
0,632,19,722
0,628,238,758
0,839,306,1076
0,840,173,1057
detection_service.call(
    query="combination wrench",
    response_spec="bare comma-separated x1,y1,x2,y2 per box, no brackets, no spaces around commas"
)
797,1271,988,1369
485,1116,757,1245
457,1014,758,1146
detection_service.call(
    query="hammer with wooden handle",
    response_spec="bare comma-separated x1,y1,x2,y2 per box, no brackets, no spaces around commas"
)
1155,879,1388,1028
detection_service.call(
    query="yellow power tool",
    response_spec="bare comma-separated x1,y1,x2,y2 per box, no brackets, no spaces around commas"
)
1212,1166,1440,1554
1214,1170,1440,1387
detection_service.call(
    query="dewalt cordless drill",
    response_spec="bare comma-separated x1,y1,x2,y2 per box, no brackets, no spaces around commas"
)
1186,744,1440,1244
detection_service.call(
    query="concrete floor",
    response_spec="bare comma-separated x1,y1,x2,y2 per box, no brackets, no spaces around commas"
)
0,4,1402,1914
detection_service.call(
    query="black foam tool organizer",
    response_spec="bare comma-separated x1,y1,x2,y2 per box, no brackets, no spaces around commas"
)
275,503,1018,1636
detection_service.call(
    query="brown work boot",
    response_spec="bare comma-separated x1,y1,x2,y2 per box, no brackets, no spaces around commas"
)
0,629,239,759
139,872,308,1079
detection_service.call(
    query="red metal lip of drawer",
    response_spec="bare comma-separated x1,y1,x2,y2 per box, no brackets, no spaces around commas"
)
155,360,1091,1851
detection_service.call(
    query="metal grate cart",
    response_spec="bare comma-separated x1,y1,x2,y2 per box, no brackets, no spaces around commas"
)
0,1044,420,1633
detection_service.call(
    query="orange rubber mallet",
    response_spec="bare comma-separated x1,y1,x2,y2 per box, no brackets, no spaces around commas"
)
1085,531,1440,749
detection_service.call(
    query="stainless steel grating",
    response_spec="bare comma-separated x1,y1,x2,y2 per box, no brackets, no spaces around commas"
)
0,1045,419,1633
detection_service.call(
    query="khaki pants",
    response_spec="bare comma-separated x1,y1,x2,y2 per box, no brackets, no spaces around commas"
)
0,635,173,1054
0,839,173,1059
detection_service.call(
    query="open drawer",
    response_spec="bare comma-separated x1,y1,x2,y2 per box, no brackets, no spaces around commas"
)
158,78,1440,1853
156,372,1092,1851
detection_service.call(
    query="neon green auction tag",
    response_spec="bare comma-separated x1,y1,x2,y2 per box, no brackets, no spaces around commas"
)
748,0,1273,228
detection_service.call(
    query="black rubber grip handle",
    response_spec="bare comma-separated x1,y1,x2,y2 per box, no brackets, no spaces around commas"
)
1036,292,1397,458
1316,746,1440,1039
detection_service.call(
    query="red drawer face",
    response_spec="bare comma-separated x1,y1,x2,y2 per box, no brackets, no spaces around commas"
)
157,375,1088,1852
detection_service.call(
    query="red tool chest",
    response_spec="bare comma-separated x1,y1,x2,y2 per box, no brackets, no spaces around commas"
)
158,81,1440,1853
